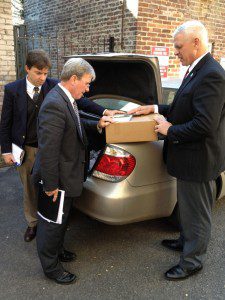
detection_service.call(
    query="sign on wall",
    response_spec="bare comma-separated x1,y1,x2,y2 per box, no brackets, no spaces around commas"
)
151,46,169,78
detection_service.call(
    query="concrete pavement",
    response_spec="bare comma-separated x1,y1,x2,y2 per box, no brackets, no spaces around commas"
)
1,166,225,299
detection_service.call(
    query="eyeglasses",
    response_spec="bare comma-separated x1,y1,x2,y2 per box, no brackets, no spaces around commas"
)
77,79,91,88
84,82,90,88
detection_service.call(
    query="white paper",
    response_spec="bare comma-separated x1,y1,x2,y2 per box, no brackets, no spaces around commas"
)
120,102,140,112
12,143,25,166
56,190,65,224
113,114,133,123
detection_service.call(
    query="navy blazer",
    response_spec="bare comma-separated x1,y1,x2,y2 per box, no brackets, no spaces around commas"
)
0,77,105,153
159,53,225,181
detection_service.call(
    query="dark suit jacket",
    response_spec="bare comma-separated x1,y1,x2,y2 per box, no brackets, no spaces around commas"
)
159,53,225,181
0,78,58,153
0,78,105,153
32,85,98,197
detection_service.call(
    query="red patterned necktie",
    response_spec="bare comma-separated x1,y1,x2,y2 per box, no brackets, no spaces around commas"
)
183,67,190,80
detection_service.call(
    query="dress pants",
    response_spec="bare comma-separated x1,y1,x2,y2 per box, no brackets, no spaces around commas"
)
36,196,74,278
17,145,38,227
177,179,216,270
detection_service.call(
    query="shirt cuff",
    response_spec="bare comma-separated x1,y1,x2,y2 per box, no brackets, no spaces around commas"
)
153,105,158,114
2,152,12,155
103,109,108,116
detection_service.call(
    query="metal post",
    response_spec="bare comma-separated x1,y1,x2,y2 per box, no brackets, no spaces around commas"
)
56,32,59,78
103,36,105,52
48,35,52,77
109,36,115,52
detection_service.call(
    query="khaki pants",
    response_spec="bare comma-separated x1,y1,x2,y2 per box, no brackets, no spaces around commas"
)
17,146,38,227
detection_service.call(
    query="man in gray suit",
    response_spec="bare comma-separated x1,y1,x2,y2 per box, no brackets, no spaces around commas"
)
32,58,114,284
129,21,225,280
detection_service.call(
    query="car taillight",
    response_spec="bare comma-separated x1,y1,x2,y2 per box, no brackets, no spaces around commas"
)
92,145,136,182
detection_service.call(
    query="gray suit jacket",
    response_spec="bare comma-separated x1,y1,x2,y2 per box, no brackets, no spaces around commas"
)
33,85,97,197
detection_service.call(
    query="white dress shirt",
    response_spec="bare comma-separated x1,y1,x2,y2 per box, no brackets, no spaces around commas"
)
58,83,102,133
26,77,42,99
154,52,209,113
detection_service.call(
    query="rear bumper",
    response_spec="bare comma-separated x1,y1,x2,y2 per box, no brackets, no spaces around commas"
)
74,177,177,224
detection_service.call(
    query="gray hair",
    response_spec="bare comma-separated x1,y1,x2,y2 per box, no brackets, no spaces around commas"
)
173,20,208,45
61,58,96,81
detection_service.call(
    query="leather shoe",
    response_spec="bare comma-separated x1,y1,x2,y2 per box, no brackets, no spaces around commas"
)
59,249,77,262
52,271,77,285
161,239,183,251
165,264,203,281
24,226,37,242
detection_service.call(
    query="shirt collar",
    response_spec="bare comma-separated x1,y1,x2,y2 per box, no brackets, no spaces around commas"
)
26,76,42,94
188,52,208,73
58,83,74,105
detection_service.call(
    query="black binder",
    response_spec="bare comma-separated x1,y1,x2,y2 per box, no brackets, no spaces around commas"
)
37,182,65,224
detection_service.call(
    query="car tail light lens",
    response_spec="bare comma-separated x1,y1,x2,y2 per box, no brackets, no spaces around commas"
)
92,145,136,182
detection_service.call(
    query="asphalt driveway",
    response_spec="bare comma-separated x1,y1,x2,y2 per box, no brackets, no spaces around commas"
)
1,166,225,300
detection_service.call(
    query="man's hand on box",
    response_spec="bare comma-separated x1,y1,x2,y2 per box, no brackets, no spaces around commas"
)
98,116,115,129
103,109,124,116
127,105,155,115
154,116,172,136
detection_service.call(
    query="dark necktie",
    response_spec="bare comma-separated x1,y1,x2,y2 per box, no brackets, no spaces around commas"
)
183,67,190,80
33,87,40,101
73,100,83,138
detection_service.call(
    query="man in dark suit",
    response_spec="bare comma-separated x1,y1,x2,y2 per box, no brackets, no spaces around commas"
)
129,21,225,280
0,49,120,242
32,57,113,284
0,50,57,242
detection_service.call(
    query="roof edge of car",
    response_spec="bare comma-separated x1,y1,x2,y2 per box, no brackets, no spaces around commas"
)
64,52,159,59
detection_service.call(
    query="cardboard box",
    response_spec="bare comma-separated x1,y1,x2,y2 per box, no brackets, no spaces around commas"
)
106,113,159,143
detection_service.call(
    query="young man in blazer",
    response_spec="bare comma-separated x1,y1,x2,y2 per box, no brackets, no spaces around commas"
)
32,58,113,284
0,50,57,242
129,21,225,280
0,49,120,243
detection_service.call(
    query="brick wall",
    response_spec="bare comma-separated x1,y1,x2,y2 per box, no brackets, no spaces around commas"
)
23,0,225,78
23,0,137,77
0,0,16,113
23,0,137,52
137,0,225,77
23,0,135,75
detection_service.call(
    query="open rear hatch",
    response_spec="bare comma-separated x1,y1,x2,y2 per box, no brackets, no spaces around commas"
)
67,54,162,178
65,53,162,104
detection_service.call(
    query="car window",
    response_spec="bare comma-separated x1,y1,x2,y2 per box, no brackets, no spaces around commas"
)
93,98,139,110
162,87,177,105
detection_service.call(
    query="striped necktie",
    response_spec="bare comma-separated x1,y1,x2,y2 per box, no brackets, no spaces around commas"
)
73,100,83,138
33,87,40,101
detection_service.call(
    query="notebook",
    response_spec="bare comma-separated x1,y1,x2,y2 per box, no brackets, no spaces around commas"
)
37,182,65,224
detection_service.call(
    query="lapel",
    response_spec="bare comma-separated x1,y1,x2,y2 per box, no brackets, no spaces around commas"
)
54,85,85,144
169,53,212,112
41,79,52,97
16,78,27,112
16,77,51,108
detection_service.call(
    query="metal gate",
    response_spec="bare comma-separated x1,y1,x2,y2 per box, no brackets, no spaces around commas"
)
14,25,115,79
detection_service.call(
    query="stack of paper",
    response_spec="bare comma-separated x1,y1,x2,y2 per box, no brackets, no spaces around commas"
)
113,114,133,123
120,102,140,112
12,143,25,166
